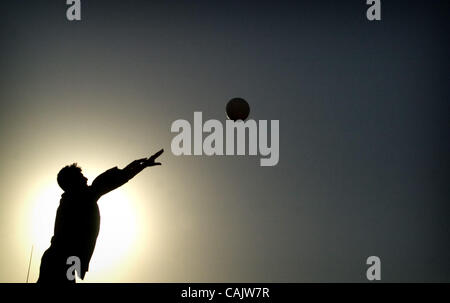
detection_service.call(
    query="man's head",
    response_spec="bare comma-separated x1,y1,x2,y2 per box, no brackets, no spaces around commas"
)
57,163,88,192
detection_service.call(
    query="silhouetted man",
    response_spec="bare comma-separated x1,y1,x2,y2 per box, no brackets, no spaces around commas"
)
37,149,164,283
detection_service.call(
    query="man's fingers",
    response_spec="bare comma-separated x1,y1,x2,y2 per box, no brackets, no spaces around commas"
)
149,162,162,166
150,149,164,160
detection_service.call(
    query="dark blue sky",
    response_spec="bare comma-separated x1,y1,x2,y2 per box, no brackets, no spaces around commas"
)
0,0,449,282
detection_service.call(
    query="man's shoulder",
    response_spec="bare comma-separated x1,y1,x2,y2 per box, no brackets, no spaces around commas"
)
92,166,120,184
102,166,120,175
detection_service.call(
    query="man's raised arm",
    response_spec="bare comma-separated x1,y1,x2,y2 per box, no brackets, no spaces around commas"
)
91,149,164,197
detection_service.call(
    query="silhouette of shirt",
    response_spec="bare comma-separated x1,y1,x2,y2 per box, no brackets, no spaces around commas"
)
50,167,129,279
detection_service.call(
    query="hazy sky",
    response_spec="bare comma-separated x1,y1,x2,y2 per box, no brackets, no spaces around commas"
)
0,0,449,282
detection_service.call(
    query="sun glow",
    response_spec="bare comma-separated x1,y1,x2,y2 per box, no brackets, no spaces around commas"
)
87,189,138,280
30,182,61,257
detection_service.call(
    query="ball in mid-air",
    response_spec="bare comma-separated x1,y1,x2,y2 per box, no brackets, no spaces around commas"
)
226,98,250,121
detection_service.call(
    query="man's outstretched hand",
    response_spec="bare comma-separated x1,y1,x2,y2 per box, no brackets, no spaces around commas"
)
122,149,164,180
145,149,164,167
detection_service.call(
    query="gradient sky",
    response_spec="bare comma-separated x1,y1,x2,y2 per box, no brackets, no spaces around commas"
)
0,0,449,282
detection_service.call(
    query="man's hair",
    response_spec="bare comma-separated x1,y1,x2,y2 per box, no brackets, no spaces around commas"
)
57,163,82,192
